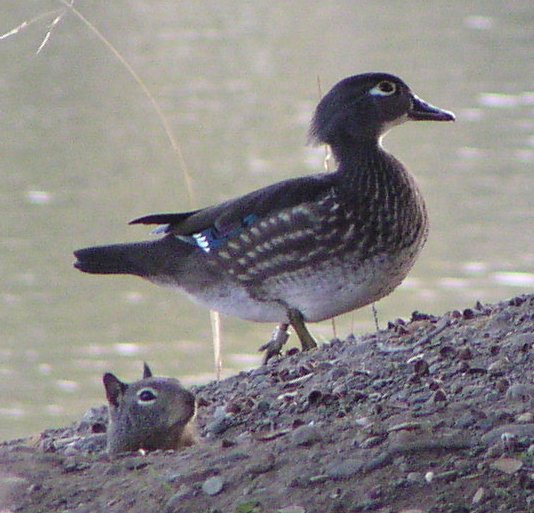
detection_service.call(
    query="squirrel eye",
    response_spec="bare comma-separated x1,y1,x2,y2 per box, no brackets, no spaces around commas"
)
370,80,397,96
137,388,157,402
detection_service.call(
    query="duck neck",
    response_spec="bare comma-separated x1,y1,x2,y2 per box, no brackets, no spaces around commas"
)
330,137,391,182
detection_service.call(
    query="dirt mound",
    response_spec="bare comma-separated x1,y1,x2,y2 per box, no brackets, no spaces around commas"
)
1,294,533,513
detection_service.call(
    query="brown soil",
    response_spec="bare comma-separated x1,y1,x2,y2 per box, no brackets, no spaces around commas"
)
1,294,533,513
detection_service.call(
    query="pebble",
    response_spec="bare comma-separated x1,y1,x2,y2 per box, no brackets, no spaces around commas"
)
163,472,182,484
250,367,269,377
202,475,224,496
206,415,234,435
291,425,322,447
256,400,270,413
62,456,90,473
516,412,534,423
332,384,347,396
506,383,534,401
454,413,477,429
433,389,447,402
277,507,305,513
328,366,349,380
76,406,108,432
124,458,149,471
387,422,422,433
472,487,485,505
247,454,275,475
485,445,502,458
406,471,423,483
505,332,534,350
213,406,227,419
490,457,523,474
482,424,534,446
164,485,193,512
326,458,364,480
457,347,473,360
413,359,429,376
486,310,512,334
487,358,510,375
360,436,384,449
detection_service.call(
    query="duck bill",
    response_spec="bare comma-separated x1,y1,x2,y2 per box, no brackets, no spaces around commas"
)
408,94,455,122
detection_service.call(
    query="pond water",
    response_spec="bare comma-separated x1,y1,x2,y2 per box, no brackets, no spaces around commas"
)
1,1,533,440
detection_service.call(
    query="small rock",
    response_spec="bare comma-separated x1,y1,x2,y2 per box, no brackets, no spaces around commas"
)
202,476,224,496
433,389,447,402
424,471,434,483
454,413,477,429
332,384,347,396
506,383,534,402
234,501,262,513
413,359,430,376
462,308,475,319
505,332,534,351
291,425,322,447
487,358,510,375
360,435,385,448
278,507,306,513
247,454,275,475
472,487,485,505
163,472,182,484
226,402,242,414
495,378,510,394
328,366,349,380
490,457,523,474
250,366,269,377
406,471,423,483
485,445,503,458
256,400,270,413
326,458,364,480
457,347,473,360
428,362,443,374
467,365,487,375
387,422,422,433
206,415,234,435
76,406,108,433
516,412,533,423
486,310,512,334
213,406,227,419
482,424,534,447
62,457,90,473
164,485,193,512
307,390,323,405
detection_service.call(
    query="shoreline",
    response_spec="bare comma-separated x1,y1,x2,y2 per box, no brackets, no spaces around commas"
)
1,294,533,512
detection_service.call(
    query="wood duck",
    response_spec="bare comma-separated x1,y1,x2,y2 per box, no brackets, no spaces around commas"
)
74,72,455,361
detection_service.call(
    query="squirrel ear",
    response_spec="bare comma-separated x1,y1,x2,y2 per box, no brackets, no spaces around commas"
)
103,373,128,408
143,362,153,379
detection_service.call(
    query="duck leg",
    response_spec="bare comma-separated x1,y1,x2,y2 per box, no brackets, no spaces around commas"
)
260,323,290,364
287,308,317,351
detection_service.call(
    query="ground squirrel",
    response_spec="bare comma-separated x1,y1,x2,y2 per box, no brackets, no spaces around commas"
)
103,363,196,454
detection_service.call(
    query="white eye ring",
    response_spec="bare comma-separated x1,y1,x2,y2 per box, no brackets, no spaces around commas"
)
137,387,158,405
369,81,397,97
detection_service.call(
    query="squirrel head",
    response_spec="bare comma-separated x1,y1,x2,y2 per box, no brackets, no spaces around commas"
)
103,363,196,454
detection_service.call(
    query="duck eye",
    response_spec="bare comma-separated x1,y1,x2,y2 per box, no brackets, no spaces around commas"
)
370,81,397,96
137,388,158,403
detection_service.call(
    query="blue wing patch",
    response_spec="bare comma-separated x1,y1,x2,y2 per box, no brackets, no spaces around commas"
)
176,214,257,253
